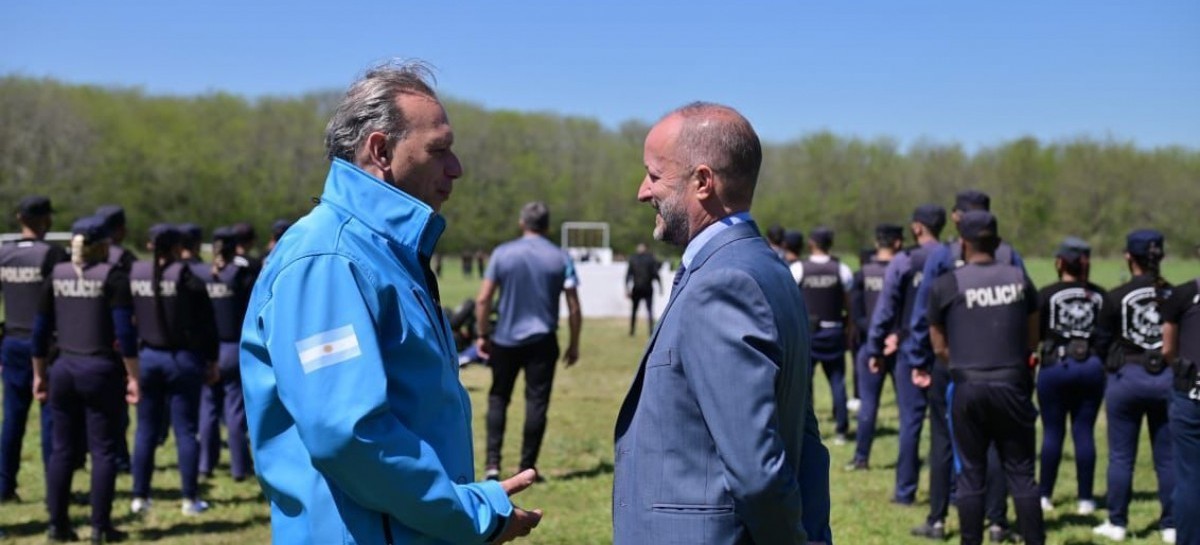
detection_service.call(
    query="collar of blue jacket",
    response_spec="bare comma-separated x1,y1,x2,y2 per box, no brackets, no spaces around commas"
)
320,158,446,259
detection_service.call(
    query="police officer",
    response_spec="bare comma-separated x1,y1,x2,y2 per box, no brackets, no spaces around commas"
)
1035,237,1106,515
792,226,853,444
926,210,1043,545
781,230,804,265
264,218,292,258
847,223,903,470
197,227,254,481
94,205,137,270
906,190,1022,541
865,204,945,513
766,224,787,260
31,215,139,543
1092,229,1176,543
129,224,218,516
624,243,662,336
1163,269,1200,545
0,195,66,502
230,222,262,277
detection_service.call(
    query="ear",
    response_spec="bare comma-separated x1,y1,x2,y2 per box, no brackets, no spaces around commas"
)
364,132,391,170
692,164,715,200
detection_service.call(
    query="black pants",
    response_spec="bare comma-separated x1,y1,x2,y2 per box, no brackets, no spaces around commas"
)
486,335,559,470
629,288,654,335
951,375,1045,545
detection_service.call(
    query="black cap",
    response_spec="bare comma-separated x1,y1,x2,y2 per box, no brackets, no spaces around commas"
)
958,210,998,242
213,226,241,246
177,223,203,247
147,223,182,250
809,226,834,249
859,248,876,265
875,223,904,243
766,224,785,244
71,215,110,244
271,219,293,240
94,205,126,229
1055,237,1091,260
17,196,54,217
953,189,991,212
1126,229,1165,259
782,230,805,254
232,222,256,245
911,204,947,232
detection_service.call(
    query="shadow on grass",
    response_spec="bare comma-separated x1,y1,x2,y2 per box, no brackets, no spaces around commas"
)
554,461,613,481
134,515,272,540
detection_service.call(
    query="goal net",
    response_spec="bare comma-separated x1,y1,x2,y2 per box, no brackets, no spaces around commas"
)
561,221,612,265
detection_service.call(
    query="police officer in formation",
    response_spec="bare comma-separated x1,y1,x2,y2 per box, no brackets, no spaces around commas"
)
95,205,136,471
925,210,1044,545
128,224,219,516
0,196,65,503
1092,229,1176,543
792,226,854,444
1163,267,1200,545
32,215,139,543
847,223,903,470
1035,237,1106,515
864,204,945,510
197,227,255,481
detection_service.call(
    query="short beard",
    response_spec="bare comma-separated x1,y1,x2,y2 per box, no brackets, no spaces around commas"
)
653,191,689,246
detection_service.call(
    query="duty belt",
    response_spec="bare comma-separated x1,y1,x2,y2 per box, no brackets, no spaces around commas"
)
1110,349,1167,375
1041,339,1092,367
950,366,1032,386
1173,358,1200,398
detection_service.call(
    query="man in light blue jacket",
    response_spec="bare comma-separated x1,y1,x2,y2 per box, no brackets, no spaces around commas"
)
240,60,542,544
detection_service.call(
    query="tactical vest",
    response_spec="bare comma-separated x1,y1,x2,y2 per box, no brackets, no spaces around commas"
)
207,263,246,342
0,240,56,338
945,263,1030,370
861,259,888,323
107,245,135,270
51,262,115,355
130,261,185,348
951,240,1015,268
800,258,845,326
897,244,932,339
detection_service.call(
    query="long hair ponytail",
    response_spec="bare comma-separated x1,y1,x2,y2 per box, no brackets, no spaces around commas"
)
71,234,86,280
151,229,178,346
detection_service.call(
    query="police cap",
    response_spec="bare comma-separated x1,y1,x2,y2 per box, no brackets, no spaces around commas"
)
809,226,834,249
271,219,293,240
1125,229,1165,259
875,223,904,244
212,226,239,245
911,204,947,232
958,210,998,242
953,189,991,212
782,230,805,254
71,215,110,244
147,223,183,250
232,222,256,245
177,223,203,248
95,205,126,229
17,195,54,217
1055,236,1091,261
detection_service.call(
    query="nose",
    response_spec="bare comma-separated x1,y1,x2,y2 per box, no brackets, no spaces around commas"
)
637,177,652,202
446,151,463,179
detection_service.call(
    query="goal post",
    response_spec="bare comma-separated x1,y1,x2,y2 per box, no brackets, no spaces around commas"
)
561,221,612,265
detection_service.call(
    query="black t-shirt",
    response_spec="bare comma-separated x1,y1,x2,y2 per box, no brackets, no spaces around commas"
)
1095,274,1168,356
1163,278,1200,363
1038,280,1106,343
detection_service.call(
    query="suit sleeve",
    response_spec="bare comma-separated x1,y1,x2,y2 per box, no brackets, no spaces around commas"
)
800,399,833,543
259,255,510,543
676,269,806,543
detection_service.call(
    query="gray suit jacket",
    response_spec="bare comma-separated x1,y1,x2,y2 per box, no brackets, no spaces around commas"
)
613,221,832,544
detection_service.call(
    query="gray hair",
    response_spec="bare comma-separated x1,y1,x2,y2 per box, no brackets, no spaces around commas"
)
666,102,762,206
324,59,438,163
520,201,550,233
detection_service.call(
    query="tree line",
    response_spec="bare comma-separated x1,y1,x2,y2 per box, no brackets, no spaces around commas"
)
2,76,1197,259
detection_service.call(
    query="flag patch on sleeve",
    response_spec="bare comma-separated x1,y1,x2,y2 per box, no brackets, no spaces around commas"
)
295,324,362,374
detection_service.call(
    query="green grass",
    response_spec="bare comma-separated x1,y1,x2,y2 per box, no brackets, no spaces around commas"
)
1,257,1196,543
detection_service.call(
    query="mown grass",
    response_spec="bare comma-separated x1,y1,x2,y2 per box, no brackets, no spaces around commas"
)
0,257,1196,543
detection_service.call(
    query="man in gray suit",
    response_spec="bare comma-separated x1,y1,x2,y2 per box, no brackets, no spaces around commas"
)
613,102,832,544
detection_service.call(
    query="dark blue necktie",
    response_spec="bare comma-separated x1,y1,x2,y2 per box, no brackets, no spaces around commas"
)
672,264,686,287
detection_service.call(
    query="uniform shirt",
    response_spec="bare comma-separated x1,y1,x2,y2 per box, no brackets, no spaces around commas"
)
927,261,1037,370
625,252,661,294
0,239,68,339
1162,278,1200,363
865,240,938,361
1038,280,1105,345
485,234,578,348
1094,274,1168,357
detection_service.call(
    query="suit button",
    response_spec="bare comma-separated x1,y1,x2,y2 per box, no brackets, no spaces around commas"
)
456,476,468,484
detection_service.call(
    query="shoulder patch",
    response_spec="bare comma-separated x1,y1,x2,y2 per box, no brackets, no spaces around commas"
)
295,324,362,374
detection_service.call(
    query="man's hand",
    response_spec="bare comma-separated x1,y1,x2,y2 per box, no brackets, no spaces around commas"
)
868,356,882,375
206,361,220,386
32,373,48,403
125,377,140,404
911,367,931,389
883,333,899,356
494,469,543,543
562,345,579,367
476,337,493,360
625,289,632,300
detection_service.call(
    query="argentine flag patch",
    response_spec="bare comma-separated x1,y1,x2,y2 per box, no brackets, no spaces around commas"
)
295,325,362,374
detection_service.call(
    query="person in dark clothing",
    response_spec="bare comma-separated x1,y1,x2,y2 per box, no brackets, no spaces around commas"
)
624,243,662,336
264,218,292,258
128,224,219,516
0,195,66,502
1091,229,1176,542
1163,272,1200,545
1035,237,1106,515
32,215,139,543
95,205,137,270
766,224,787,261
927,211,1043,545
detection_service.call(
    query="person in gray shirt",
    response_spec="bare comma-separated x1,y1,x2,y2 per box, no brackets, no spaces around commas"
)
475,201,582,481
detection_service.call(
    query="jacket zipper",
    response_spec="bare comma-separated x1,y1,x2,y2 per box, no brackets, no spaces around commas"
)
381,513,393,545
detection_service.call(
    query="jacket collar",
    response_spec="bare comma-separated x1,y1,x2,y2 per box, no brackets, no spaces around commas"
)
685,220,761,275
319,158,446,257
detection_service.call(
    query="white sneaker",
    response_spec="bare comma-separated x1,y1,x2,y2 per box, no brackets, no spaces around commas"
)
1093,520,1127,541
1040,496,1055,511
847,398,861,412
1077,499,1096,515
130,497,152,514
181,498,210,516
1161,528,1176,544
832,433,848,446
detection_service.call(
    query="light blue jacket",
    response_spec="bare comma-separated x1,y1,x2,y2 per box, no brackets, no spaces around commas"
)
240,159,511,544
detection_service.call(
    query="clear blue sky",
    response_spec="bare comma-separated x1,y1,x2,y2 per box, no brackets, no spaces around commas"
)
3,1,1197,150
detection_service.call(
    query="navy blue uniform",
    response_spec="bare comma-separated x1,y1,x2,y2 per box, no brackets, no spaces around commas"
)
1164,279,1200,545
1094,274,1175,532
794,257,852,438
1036,280,1106,504
928,261,1043,545
851,257,891,465
0,238,66,498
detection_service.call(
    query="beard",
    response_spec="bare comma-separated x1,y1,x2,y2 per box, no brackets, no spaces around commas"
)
652,189,689,245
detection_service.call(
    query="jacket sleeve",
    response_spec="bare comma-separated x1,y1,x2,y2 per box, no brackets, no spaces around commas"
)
903,246,949,369
866,256,905,358
676,269,805,543
260,255,511,543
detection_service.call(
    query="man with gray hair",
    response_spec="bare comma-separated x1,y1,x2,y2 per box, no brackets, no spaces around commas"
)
240,60,541,544
474,201,582,482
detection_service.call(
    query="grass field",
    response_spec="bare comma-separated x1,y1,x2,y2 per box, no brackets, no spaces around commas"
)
0,257,1196,543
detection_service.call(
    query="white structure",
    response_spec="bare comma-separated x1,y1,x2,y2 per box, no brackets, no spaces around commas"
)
562,261,675,319
561,221,613,266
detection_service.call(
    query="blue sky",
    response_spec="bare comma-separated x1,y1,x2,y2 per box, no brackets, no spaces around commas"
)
3,1,1197,149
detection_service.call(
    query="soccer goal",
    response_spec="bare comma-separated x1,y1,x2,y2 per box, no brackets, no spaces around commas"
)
561,221,612,265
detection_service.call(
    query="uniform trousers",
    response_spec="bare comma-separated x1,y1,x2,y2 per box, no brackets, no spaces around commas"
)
486,335,559,471
1104,364,1175,529
0,337,52,497
853,346,894,464
811,327,849,436
928,366,1009,528
132,347,203,501
1035,354,1104,500
629,287,654,336
199,342,251,479
46,355,124,532
1170,389,1200,545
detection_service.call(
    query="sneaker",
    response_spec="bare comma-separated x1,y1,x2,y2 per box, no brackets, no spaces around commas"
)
484,467,500,481
47,525,80,542
844,459,869,472
1162,528,1176,544
847,398,862,412
91,527,127,544
1040,496,1055,511
129,497,151,515
181,498,209,516
1093,520,1127,541
988,524,1016,543
910,521,946,540
832,433,848,446
1077,499,1096,515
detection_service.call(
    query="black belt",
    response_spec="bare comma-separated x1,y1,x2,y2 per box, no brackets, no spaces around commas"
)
60,348,118,359
950,366,1031,385
1174,358,1199,395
